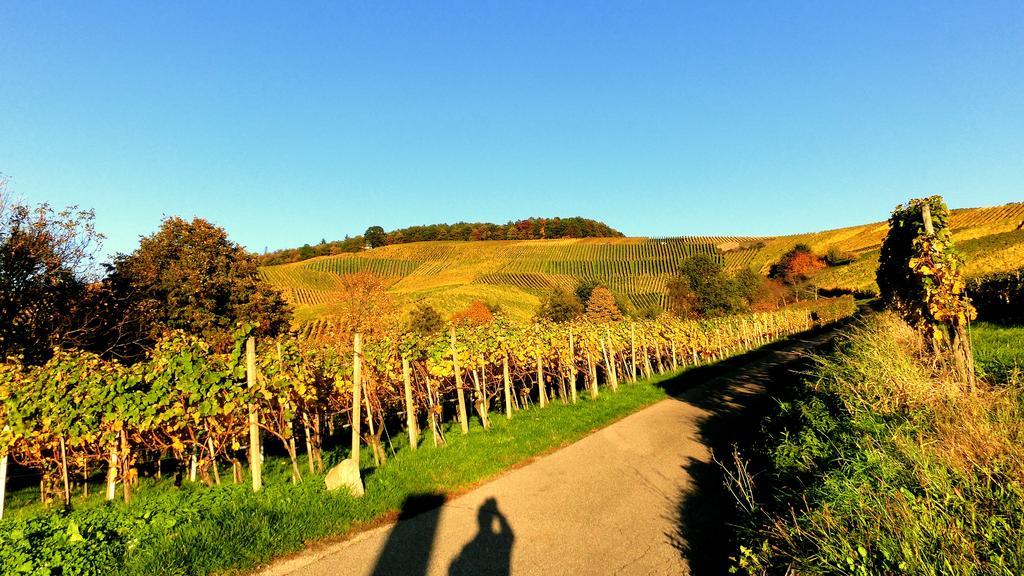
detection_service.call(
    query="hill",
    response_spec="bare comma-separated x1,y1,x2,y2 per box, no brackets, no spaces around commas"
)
261,202,1024,325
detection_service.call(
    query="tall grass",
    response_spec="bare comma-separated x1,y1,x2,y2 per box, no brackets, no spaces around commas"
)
730,314,1024,575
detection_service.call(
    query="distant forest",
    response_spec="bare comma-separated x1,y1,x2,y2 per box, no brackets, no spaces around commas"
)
260,217,624,265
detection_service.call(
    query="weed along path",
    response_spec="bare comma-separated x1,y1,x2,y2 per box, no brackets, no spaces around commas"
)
256,329,838,576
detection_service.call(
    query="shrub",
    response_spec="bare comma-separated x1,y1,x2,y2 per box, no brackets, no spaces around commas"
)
536,290,583,322
768,243,826,285
408,303,444,335
967,268,1024,324
451,300,495,326
584,287,623,322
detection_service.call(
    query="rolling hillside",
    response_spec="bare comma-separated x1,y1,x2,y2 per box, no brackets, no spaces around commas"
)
262,202,1024,324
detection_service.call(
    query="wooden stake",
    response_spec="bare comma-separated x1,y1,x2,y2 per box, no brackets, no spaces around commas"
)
352,333,363,464
536,350,547,408
302,412,315,475
601,338,618,392
402,357,419,450
586,345,598,399
470,369,490,429
246,337,262,492
503,353,514,419
423,371,445,446
451,328,470,434
105,442,117,501
207,437,221,485
568,333,578,404
630,324,638,382
922,202,935,235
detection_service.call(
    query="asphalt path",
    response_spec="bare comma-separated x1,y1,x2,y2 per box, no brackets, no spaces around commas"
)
256,330,834,576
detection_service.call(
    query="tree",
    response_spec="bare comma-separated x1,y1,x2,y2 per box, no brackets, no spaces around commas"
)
824,245,855,266
408,303,444,336
0,177,105,364
585,286,623,322
331,271,398,340
106,217,291,355
575,279,601,307
537,289,583,322
733,268,768,308
877,196,976,387
451,300,495,326
364,226,386,249
769,244,826,285
666,275,698,318
675,255,743,317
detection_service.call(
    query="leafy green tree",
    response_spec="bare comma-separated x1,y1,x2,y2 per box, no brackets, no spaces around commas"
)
537,289,583,322
364,226,386,248
675,254,743,317
734,268,768,307
0,177,104,364
585,286,623,322
106,217,291,355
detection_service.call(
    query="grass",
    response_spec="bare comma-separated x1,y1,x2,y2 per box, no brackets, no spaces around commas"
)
1,368,681,576
972,321,1024,383
728,315,1024,575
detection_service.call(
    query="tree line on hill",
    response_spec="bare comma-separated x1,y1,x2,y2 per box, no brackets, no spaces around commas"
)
259,217,624,265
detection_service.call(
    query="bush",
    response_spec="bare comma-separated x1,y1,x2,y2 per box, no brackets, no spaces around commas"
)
536,290,583,322
968,268,1024,324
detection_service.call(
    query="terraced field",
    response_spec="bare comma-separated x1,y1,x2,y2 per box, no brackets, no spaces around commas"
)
262,202,1024,323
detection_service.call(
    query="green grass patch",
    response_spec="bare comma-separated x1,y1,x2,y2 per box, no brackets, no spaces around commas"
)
1,372,677,576
972,322,1024,383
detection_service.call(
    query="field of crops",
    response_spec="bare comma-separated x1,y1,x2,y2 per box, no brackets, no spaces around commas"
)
261,203,1024,324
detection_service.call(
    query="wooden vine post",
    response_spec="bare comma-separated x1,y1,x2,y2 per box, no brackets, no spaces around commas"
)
450,328,470,434
105,442,117,501
351,333,363,467
567,332,578,404
536,350,547,408
59,436,71,507
598,336,614,389
246,336,262,492
402,357,419,450
586,344,598,399
630,324,638,382
502,353,513,419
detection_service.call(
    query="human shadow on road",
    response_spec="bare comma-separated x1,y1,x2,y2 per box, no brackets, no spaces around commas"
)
448,497,515,576
656,322,849,575
370,493,446,576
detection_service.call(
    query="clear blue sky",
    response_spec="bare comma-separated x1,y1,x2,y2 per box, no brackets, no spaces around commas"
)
2,2,1022,258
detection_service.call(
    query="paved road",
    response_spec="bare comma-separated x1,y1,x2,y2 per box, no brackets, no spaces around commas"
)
256,332,831,576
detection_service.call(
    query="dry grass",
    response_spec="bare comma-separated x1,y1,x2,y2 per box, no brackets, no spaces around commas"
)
731,313,1024,575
